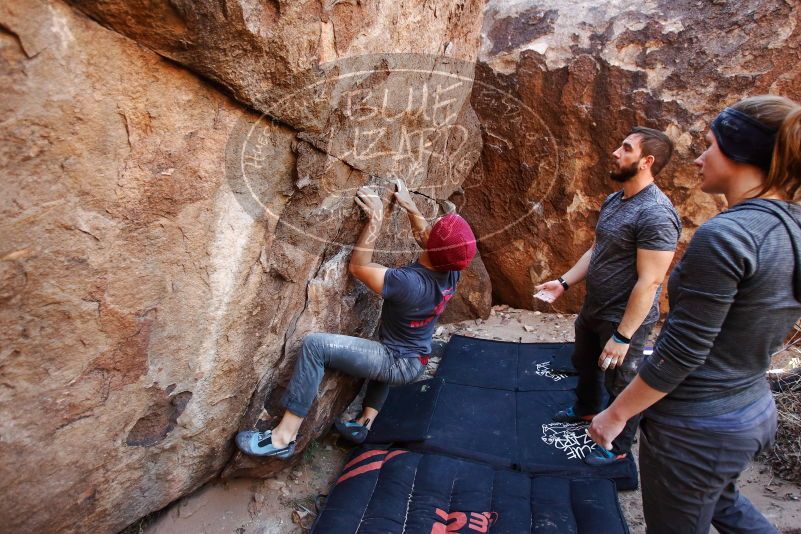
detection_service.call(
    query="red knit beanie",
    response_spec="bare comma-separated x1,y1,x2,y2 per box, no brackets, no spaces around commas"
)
426,213,477,271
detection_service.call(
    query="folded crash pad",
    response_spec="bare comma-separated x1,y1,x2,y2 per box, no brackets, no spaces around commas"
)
313,446,630,534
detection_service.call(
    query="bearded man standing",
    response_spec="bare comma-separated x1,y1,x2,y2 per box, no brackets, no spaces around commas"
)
535,127,681,466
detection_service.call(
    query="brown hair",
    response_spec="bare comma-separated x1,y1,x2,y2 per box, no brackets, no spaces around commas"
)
731,95,801,201
630,127,674,176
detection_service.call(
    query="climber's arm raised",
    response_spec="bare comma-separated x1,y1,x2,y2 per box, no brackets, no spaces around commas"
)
349,186,388,295
393,179,430,248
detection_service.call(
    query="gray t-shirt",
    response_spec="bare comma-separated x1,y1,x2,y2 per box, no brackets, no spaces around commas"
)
379,262,460,357
583,183,681,323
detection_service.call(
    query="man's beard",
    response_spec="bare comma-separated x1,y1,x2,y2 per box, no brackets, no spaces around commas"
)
609,161,638,183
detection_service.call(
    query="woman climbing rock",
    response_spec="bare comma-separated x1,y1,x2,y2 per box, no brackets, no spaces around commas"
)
236,179,476,458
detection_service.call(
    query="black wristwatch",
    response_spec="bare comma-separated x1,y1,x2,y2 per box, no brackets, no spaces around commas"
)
557,277,570,291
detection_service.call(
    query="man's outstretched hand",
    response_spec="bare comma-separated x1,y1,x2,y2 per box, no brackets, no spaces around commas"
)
393,179,418,213
355,186,384,220
533,280,565,304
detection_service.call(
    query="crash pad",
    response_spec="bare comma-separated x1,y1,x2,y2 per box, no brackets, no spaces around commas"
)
313,446,630,534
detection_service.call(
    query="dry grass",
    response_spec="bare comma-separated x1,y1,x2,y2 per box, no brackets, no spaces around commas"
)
765,377,801,485
772,320,801,368
765,320,801,485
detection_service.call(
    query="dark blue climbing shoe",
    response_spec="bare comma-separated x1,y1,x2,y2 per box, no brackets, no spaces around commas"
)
552,406,596,423
235,429,296,459
584,447,627,467
334,418,370,444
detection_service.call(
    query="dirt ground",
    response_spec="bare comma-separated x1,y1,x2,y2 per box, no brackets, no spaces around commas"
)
138,308,801,534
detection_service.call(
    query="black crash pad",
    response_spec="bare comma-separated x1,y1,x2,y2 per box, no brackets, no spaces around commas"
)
312,446,630,534
366,336,638,490
434,335,577,388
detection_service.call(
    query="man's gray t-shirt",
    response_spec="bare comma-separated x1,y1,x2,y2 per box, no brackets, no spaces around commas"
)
583,183,681,324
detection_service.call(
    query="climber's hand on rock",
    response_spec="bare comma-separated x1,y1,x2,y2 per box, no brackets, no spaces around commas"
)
393,179,417,213
355,186,384,220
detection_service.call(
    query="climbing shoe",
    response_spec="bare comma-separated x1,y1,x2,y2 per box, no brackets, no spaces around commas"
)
334,418,370,444
584,447,627,467
235,429,296,459
552,406,596,423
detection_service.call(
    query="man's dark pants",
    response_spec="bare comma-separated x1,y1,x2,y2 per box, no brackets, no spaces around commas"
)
639,414,778,534
571,312,654,453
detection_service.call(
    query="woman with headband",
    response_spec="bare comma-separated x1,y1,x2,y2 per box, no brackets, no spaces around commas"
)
589,95,801,533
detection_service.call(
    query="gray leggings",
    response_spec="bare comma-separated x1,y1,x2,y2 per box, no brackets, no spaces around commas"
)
282,332,424,418
640,412,778,534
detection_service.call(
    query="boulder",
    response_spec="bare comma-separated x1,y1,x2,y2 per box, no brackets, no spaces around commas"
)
439,253,493,324
462,0,801,311
66,0,485,138
0,0,485,531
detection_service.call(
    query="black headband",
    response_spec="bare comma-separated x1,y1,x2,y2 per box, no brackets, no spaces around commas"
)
710,107,777,172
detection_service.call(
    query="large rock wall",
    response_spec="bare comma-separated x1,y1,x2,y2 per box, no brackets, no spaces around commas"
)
0,0,486,532
67,0,484,129
463,0,801,311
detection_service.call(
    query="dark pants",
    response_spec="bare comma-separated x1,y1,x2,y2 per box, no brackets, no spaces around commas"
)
282,332,424,418
572,312,654,453
640,412,778,534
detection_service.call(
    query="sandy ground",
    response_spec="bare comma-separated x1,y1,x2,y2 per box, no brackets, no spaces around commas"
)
137,308,801,534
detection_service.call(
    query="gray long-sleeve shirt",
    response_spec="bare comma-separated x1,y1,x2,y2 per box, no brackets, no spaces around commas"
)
641,199,801,417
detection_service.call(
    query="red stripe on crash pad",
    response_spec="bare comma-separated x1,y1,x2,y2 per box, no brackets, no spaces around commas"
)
384,450,408,461
336,450,410,484
337,460,385,484
342,449,388,471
